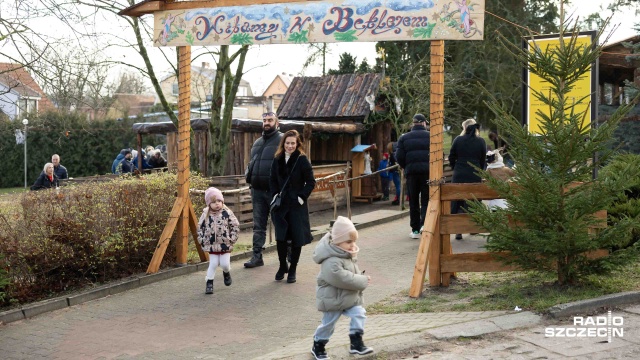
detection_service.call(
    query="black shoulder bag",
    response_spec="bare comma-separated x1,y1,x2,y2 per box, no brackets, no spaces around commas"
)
270,156,300,212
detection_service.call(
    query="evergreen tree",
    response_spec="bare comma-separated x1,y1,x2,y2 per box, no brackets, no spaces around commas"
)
357,58,371,74
469,26,640,285
327,52,357,75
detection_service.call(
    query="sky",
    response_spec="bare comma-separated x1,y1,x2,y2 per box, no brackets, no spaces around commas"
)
1,0,638,96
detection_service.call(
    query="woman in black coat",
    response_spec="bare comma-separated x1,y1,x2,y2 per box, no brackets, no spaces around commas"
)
31,162,59,191
448,118,487,239
269,130,316,283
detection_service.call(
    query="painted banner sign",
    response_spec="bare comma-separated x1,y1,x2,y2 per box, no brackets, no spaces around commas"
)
153,0,485,47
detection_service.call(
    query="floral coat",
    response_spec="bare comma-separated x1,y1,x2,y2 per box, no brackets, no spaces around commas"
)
197,206,240,253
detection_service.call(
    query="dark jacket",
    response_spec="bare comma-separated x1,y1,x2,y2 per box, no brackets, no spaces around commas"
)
388,142,399,174
116,158,135,174
396,125,430,176
111,150,127,174
248,130,283,191
133,155,153,170
31,172,59,191
448,126,487,183
269,150,316,247
53,165,68,179
148,155,167,168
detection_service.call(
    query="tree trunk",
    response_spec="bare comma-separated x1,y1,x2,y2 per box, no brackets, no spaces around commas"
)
208,45,249,176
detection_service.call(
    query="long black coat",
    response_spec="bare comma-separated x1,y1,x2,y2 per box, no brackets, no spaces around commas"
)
448,131,487,183
269,150,316,247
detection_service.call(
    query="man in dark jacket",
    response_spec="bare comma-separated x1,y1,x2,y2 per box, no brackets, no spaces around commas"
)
396,114,430,239
116,150,135,174
244,111,284,268
51,154,68,179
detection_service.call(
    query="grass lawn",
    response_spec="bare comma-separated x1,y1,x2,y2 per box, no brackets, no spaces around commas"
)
0,187,27,195
368,262,640,314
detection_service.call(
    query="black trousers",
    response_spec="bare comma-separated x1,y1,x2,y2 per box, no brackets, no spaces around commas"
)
407,174,429,232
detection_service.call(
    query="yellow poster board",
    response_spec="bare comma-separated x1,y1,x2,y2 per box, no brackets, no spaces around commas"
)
524,33,596,135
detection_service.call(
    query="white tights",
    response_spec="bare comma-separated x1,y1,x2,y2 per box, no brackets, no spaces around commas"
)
206,253,231,280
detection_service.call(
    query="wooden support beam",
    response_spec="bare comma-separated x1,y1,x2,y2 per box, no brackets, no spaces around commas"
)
147,197,186,273
409,40,445,297
175,45,192,265
441,183,501,201
188,199,208,262
409,200,439,297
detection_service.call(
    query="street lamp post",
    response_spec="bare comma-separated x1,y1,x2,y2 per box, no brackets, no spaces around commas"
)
22,118,28,189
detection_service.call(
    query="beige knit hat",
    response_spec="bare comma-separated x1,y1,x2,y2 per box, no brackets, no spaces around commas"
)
331,216,358,244
204,187,224,206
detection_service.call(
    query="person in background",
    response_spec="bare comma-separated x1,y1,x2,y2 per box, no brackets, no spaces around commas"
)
145,146,155,160
244,111,284,268
197,187,239,295
111,149,128,174
31,163,59,191
386,142,401,206
396,113,431,239
378,153,391,201
132,150,153,170
51,154,68,180
449,118,487,240
148,149,168,168
115,150,135,174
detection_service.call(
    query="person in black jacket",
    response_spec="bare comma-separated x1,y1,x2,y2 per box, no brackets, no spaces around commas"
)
51,154,68,180
448,118,487,240
386,142,401,205
269,130,316,283
31,162,59,191
244,111,284,268
396,114,431,239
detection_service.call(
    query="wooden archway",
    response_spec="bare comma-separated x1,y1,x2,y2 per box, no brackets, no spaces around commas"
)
119,0,485,278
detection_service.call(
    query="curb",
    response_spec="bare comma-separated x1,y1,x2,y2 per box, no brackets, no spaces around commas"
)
0,210,408,326
548,290,640,318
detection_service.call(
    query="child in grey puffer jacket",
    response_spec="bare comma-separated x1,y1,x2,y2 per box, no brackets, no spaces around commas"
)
310,216,373,360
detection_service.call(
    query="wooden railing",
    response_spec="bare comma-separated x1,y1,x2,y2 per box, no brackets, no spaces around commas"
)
416,182,608,289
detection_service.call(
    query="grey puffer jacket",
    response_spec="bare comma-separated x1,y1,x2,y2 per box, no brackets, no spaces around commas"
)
248,130,283,191
312,233,368,312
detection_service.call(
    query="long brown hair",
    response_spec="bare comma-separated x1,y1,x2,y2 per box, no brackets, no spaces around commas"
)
275,130,306,158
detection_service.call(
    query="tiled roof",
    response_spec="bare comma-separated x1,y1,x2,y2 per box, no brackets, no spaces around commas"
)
0,63,55,111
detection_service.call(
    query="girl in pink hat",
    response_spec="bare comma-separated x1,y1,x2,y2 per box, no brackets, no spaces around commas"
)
198,187,240,294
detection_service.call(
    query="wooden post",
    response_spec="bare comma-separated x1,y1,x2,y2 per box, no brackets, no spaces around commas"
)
303,123,313,160
409,40,445,297
137,133,143,171
147,45,207,273
175,45,191,265
399,170,405,211
332,176,337,220
345,162,351,219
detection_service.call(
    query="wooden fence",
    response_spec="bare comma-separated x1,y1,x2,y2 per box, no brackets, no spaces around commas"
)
420,182,609,288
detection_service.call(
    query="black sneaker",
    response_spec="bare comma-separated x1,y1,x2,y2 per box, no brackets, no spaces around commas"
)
205,279,213,294
243,255,264,268
311,340,329,360
223,271,232,286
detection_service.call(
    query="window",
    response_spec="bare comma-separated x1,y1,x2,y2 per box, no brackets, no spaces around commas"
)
19,98,37,114
172,82,179,95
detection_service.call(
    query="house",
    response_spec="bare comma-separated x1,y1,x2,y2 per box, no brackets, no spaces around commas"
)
262,72,294,112
105,93,157,119
0,63,55,120
599,35,640,106
159,62,253,106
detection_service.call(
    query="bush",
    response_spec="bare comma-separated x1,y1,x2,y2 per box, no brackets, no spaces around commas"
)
600,153,640,250
0,172,209,307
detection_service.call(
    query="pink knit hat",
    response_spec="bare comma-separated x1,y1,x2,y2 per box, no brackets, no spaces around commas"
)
204,187,224,206
331,216,358,244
